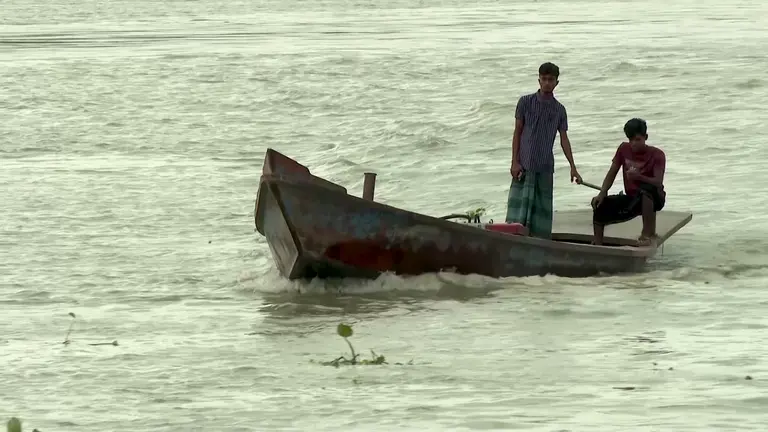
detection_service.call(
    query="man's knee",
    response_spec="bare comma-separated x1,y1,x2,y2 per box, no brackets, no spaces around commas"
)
640,193,656,212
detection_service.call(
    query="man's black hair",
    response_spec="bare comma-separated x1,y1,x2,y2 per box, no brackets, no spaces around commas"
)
538,62,560,78
623,118,648,139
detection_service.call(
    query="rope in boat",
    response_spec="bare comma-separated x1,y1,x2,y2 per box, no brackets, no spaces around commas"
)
439,207,487,224
438,213,479,223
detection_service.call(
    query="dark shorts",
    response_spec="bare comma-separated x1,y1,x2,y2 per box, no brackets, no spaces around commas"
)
593,182,665,226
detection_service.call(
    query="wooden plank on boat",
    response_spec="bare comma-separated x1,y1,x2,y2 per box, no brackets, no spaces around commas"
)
551,209,693,246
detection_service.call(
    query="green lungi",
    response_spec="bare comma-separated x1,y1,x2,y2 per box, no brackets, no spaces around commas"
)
505,172,554,238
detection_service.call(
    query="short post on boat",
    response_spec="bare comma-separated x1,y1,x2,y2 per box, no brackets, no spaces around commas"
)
362,172,377,201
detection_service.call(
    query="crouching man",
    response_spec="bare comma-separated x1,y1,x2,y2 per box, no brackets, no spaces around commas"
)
591,118,666,246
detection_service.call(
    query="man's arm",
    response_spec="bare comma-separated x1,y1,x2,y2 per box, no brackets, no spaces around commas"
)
558,107,576,169
599,162,621,195
598,143,625,195
559,131,577,169
512,118,524,165
512,96,526,165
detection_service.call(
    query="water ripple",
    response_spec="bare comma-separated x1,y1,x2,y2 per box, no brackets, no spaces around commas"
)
3,0,768,430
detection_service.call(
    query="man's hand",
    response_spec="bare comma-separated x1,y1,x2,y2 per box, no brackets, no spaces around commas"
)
626,170,644,182
591,192,606,210
570,166,582,184
511,161,523,180
625,167,641,181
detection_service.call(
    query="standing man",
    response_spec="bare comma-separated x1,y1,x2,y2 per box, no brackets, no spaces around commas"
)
506,62,582,238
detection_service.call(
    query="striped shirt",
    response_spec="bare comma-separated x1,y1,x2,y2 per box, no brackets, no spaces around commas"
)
515,91,568,173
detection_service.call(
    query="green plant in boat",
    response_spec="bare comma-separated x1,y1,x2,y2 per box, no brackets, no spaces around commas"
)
466,207,486,221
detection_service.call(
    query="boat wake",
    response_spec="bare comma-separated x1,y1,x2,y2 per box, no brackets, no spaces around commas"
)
238,257,768,301
243,266,504,297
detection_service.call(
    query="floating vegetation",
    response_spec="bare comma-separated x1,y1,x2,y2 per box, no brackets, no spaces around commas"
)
316,323,412,367
6,417,39,432
63,312,118,347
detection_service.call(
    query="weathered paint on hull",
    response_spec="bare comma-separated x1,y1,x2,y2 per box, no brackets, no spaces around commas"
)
256,182,382,279
255,176,649,280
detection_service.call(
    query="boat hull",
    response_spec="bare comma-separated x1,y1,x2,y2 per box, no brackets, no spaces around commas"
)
254,148,692,281
257,179,653,280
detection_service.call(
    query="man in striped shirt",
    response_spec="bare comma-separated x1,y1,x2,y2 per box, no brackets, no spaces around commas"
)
506,62,582,238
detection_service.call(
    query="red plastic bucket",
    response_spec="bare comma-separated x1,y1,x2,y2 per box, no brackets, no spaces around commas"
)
485,222,528,236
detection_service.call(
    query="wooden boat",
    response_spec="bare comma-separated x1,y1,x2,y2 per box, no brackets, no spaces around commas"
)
254,148,693,280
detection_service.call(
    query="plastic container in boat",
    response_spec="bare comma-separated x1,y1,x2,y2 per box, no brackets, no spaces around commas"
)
485,222,527,236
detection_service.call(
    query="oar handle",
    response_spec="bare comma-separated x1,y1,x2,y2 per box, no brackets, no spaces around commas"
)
578,180,602,191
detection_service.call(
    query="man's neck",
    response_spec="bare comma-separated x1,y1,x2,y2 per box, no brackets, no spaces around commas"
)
537,90,554,100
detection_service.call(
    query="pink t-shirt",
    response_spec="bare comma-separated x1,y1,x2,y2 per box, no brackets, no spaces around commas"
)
612,142,666,197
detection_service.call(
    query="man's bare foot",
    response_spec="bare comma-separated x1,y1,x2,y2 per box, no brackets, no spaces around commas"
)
637,234,659,247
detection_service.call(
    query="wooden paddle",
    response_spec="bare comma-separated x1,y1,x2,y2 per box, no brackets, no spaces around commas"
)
577,180,602,191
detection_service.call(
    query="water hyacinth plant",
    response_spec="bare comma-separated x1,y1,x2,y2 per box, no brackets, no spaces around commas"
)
6,417,40,432
318,323,412,367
